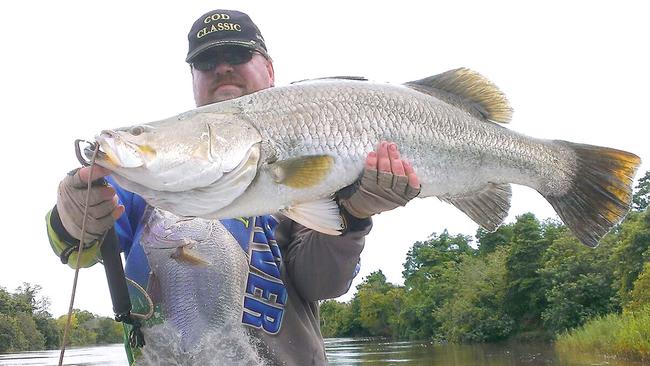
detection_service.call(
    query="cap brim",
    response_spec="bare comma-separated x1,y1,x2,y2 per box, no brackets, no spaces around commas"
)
186,40,268,62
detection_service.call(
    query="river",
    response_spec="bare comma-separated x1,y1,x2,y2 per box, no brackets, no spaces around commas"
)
0,339,645,365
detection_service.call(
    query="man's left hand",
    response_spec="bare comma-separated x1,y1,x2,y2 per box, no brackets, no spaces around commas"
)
338,141,421,219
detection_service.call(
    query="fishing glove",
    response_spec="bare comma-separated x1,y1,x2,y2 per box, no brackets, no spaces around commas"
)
338,168,421,219
56,168,116,244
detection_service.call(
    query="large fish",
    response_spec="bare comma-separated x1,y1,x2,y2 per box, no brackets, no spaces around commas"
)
89,68,641,247
137,207,263,364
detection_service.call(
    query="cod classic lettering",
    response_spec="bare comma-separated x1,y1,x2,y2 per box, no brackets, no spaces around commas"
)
196,22,242,39
204,13,230,23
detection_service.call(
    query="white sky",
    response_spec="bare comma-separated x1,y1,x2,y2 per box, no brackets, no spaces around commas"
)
0,1,648,318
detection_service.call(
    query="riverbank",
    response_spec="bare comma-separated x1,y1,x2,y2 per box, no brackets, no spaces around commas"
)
555,306,650,362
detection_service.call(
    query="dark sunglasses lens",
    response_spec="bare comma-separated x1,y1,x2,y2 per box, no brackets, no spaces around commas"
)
192,61,216,71
223,49,254,65
192,48,254,71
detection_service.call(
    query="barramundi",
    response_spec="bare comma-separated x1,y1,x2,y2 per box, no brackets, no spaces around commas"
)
88,68,641,247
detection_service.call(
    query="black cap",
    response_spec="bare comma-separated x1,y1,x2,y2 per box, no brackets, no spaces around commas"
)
186,9,268,63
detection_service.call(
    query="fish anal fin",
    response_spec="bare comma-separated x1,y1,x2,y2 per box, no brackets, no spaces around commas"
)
442,183,512,232
280,197,344,236
405,68,513,124
269,155,334,188
544,141,641,248
145,273,162,307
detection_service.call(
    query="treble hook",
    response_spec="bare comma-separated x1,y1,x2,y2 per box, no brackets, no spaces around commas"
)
74,139,97,167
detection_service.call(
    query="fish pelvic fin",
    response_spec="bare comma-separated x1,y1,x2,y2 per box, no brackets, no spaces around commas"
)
171,246,210,266
546,142,641,247
405,68,513,123
269,155,335,188
280,197,344,236
442,183,512,232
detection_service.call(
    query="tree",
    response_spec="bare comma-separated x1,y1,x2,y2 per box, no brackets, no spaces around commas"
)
476,224,513,256
540,231,618,333
320,300,352,337
504,213,550,331
612,209,650,305
0,314,28,352
355,271,404,338
400,230,474,339
13,283,50,316
625,262,650,312
437,247,514,342
14,312,45,350
632,170,650,211
34,315,61,349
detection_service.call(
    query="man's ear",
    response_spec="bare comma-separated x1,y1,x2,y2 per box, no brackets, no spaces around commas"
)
266,61,275,87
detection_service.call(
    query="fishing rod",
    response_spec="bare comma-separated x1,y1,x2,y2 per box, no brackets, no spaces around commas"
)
58,141,145,366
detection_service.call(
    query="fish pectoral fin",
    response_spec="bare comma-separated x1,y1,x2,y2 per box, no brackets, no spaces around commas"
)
405,68,513,124
269,155,335,188
442,183,512,232
171,246,210,266
279,197,344,236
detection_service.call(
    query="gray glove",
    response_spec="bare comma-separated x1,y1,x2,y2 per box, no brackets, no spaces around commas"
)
56,169,116,244
338,168,421,219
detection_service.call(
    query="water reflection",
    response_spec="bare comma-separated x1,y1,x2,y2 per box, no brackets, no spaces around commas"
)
325,338,646,366
1,340,646,365
0,344,127,366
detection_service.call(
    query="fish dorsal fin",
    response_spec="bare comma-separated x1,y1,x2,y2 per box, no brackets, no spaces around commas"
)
405,68,513,123
268,155,334,188
280,197,344,236
441,183,512,231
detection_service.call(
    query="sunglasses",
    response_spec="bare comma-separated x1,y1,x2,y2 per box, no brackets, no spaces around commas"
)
192,47,256,71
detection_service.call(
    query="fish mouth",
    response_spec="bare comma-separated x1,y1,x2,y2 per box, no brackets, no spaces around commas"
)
85,132,144,168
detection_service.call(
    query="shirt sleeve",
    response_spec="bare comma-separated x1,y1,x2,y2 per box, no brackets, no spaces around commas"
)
275,209,372,301
44,176,146,268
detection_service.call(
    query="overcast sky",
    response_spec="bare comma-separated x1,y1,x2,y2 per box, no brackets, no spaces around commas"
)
0,1,648,318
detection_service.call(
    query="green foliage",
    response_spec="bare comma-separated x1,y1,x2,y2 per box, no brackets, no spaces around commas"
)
436,247,513,342
625,262,650,313
504,213,549,330
400,230,475,339
556,305,650,360
34,315,61,349
356,271,405,337
476,225,513,256
0,283,122,352
320,300,352,338
632,170,650,211
540,231,618,333
612,209,650,305
14,312,45,350
0,313,27,353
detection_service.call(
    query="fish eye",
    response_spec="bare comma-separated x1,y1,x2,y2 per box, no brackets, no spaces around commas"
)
130,126,145,136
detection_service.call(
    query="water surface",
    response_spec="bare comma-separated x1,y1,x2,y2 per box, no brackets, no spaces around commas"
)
0,339,645,365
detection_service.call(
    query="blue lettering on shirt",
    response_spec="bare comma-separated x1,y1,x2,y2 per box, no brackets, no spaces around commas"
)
242,297,284,334
242,216,287,334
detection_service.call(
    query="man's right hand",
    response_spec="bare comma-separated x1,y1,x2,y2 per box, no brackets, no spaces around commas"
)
56,166,124,244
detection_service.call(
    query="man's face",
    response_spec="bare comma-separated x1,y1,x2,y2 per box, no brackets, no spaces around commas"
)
191,46,275,107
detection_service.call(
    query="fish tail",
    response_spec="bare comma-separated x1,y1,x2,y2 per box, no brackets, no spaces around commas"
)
544,141,641,247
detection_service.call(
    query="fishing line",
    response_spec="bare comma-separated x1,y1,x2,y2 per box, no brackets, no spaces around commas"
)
58,142,101,366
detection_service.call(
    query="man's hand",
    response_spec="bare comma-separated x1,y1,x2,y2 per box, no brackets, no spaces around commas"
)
56,166,124,244
338,141,421,219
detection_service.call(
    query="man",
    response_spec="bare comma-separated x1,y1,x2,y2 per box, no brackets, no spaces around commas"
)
47,9,419,365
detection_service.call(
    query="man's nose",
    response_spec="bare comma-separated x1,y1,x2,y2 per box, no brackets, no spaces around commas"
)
213,61,235,75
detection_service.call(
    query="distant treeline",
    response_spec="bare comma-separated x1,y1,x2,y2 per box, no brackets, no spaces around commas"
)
320,171,650,360
0,283,122,353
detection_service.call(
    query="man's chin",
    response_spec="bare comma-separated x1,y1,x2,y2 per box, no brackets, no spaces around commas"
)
213,85,245,102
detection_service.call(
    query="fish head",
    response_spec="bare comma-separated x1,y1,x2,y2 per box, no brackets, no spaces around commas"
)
91,109,262,193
